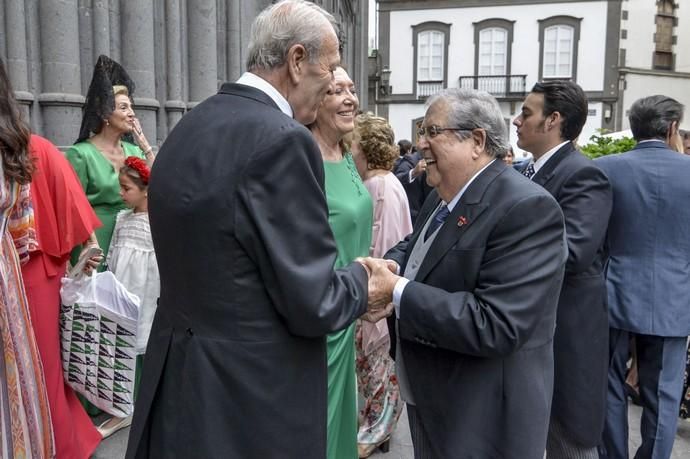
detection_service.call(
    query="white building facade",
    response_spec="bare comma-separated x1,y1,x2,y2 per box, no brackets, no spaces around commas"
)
370,0,690,152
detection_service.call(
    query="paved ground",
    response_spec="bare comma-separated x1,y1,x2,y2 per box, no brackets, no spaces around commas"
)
95,402,690,458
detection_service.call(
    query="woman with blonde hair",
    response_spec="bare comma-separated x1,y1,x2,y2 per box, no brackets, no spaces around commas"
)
66,54,154,435
351,113,411,457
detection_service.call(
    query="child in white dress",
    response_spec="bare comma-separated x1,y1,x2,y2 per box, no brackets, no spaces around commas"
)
97,156,159,438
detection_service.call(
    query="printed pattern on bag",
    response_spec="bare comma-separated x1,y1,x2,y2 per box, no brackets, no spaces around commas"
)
60,303,137,417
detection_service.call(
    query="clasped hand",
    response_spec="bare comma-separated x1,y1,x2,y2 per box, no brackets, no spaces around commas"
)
356,257,400,323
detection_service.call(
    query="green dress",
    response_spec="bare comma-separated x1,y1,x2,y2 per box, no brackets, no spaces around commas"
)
66,140,146,262
323,153,373,459
65,140,145,415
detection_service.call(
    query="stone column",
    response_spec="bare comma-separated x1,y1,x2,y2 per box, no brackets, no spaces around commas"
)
39,0,84,146
121,0,159,147
187,0,218,108
164,0,185,132
227,0,242,81
5,0,33,122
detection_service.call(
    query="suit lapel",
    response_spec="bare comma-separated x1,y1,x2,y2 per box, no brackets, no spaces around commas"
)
401,192,441,271
532,142,574,188
414,160,503,281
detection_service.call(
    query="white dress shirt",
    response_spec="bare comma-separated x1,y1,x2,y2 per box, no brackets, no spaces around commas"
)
525,140,570,177
236,72,293,118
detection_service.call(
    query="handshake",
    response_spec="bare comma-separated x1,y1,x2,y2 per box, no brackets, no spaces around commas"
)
355,257,401,323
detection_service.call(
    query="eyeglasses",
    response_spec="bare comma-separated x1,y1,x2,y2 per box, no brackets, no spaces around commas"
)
417,125,475,139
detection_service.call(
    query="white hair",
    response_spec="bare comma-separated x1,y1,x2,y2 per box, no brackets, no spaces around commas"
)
427,88,509,158
246,0,339,71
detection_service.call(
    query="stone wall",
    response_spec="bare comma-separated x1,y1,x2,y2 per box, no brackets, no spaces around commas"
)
1,0,367,149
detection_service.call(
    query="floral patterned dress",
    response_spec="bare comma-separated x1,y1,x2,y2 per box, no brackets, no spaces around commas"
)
356,172,411,455
0,176,54,458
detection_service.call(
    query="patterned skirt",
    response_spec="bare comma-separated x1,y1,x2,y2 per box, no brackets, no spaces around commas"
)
355,319,402,454
0,234,54,458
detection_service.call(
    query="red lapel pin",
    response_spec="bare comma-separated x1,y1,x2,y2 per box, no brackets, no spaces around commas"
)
457,216,468,227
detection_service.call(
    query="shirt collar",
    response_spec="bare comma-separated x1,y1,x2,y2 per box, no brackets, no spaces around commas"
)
530,140,569,175
444,159,497,212
236,72,293,118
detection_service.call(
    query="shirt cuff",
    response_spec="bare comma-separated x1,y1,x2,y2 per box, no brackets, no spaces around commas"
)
408,170,416,183
393,277,410,318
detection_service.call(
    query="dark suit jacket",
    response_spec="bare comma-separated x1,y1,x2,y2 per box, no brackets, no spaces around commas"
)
596,141,690,336
386,160,567,458
126,83,368,458
393,151,432,224
529,143,612,447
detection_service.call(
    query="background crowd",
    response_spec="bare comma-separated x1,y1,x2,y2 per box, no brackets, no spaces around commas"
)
1,1,690,458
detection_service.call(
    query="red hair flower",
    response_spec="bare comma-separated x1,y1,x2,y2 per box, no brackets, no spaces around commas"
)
124,156,151,185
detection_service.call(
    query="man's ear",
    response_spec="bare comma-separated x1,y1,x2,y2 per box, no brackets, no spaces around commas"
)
471,129,487,158
548,111,562,131
287,44,308,84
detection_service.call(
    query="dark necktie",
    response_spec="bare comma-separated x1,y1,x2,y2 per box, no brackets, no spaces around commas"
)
424,204,450,241
522,163,536,179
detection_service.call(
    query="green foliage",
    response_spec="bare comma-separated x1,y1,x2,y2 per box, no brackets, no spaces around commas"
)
581,130,636,159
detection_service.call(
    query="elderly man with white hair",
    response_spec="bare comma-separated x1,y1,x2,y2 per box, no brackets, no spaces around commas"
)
363,88,568,458
126,1,391,457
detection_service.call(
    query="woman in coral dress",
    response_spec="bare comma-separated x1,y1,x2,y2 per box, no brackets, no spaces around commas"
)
22,134,103,458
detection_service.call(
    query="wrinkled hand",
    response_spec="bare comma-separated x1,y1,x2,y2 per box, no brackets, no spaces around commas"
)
356,257,400,312
131,117,151,152
361,302,395,323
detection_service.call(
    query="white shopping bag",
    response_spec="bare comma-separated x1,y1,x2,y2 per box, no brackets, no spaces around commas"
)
60,271,140,417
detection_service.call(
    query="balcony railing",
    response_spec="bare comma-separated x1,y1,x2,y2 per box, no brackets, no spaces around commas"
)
417,80,444,98
458,75,527,97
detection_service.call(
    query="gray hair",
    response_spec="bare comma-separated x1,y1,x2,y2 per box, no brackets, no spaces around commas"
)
246,0,338,71
629,95,684,141
426,88,509,158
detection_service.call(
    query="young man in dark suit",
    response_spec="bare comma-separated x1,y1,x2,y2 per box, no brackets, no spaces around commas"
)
513,80,613,458
364,88,567,458
126,1,391,457
597,95,690,459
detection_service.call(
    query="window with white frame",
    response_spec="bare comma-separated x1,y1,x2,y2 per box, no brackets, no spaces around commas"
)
538,16,581,81
412,22,451,98
417,30,444,81
478,27,507,75
543,25,574,78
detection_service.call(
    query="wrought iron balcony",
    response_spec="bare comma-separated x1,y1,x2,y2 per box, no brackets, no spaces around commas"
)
458,75,527,97
417,80,444,98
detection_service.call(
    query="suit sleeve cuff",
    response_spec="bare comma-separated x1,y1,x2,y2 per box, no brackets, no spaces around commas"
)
393,277,410,318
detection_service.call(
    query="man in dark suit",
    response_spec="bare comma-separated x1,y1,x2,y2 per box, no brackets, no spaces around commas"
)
125,2,390,458
597,95,690,459
513,80,612,458
393,147,433,224
365,88,567,458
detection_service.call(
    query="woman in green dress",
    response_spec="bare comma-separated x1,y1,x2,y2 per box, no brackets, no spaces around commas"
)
310,67,373,458
67,55,155,261
66,55,155,432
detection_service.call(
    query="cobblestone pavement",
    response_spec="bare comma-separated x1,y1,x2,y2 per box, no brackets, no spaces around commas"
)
95,402,690,458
